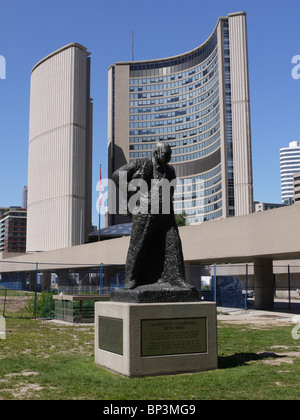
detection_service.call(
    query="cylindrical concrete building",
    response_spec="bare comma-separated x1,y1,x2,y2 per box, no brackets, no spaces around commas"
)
108,12,253,226
27,43,93,252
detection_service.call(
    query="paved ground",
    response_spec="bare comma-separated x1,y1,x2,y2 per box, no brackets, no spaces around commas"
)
217,299,300,326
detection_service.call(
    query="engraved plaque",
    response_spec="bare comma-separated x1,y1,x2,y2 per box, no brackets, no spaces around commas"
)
141,317,207,357
98,316,123,355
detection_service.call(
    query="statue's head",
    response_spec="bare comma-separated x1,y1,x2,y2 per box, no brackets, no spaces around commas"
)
153,142,172,165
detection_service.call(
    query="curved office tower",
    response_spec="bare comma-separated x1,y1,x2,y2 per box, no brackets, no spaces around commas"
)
27,43,93,252
108,12,253,225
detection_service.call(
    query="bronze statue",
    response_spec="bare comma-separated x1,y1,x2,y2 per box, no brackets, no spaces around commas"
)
111,142,198,302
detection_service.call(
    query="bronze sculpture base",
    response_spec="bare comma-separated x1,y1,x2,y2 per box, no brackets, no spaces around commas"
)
110,283,199,303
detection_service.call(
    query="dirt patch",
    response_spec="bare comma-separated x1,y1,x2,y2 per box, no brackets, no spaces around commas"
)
0,370,44,399
0,296,29,313
0,382,44,399
263,357,295,366
257,349,300,366
4,370,39,378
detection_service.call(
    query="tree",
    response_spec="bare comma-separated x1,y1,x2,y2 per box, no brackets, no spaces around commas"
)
175,212,187,227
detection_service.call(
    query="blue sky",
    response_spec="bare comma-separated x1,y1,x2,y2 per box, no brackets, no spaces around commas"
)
0,0,300,226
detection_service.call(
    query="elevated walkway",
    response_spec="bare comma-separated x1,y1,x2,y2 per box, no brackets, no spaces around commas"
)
0,204,300,310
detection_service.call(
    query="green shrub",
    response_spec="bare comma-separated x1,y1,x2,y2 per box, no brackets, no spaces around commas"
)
26,291,56,318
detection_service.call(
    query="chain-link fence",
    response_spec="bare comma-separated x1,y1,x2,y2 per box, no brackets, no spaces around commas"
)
1,260,300,320
0,261,125,320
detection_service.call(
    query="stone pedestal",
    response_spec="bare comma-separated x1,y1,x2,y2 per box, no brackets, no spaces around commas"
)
95,301,218,377
110,283,199,303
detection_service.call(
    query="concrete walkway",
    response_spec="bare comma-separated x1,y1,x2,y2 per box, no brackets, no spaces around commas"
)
217,300,300,325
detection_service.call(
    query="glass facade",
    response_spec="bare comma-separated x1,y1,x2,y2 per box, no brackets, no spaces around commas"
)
108,12,253,226
280,142,300,204
0,209,27,253
127,32,225,224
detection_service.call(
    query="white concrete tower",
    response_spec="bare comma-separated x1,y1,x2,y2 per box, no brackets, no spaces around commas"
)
27,43,93,252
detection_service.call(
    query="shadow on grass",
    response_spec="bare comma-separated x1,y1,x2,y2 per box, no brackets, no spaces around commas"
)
218,352,286,369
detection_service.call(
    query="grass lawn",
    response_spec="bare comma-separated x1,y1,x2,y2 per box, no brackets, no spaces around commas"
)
0,315,300,400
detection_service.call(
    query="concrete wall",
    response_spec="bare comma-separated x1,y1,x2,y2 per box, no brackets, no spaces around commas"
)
180,204,300,264
229,12,253,216
1,204,300,273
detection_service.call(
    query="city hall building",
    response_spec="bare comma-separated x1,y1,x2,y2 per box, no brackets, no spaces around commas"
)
27,43,93,252
107,12,253,226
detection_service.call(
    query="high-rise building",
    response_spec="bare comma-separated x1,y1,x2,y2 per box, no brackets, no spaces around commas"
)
253,201,284,212
294,171,300,203
0,207,27,253
26,43,93,252
107,12,253,226
280,141,300,204
22,186,28,209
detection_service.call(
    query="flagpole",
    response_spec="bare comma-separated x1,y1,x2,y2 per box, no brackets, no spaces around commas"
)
98,164,101,242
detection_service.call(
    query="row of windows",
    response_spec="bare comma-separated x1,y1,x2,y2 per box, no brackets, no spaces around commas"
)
130,102,219,130
130,132,220,159
129,33,217,77
129,67,217,95
176,165,221,187
177,205,221,218
280,156,300,163
129,70,218,100
129,83,219,118
129,58,218,93
174,175,221,195
129,122,220,147
0,230,24,237
281,168,300,175
130,138,220,163
174,190,222,208
280,150,300,155
281,172,300,178
130,111,219,137
174,197,222,214
129,48,218,85
174,181,222,202
0,218,26,222
0,246,26,252
183,208,223,224
130,87,219,121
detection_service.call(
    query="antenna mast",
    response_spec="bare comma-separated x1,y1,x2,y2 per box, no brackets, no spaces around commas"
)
132,29,134,61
